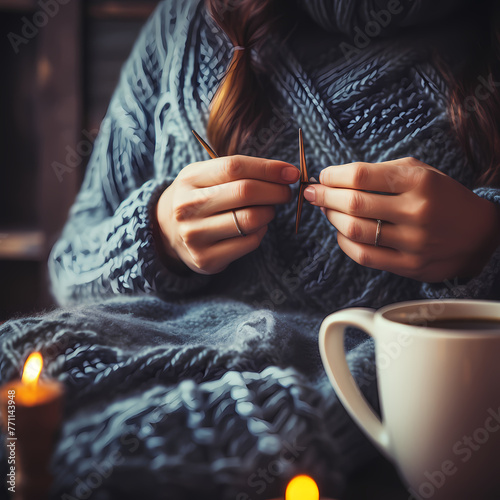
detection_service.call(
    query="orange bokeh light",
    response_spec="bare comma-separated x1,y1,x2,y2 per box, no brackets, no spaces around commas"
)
21,352,43,385
285,475,320,500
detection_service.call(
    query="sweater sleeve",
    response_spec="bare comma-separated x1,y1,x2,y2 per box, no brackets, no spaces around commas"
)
421,186,500,300
49,1,212,306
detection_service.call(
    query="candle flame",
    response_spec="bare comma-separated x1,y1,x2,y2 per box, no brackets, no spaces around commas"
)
21,352,43,385
285,475,319,500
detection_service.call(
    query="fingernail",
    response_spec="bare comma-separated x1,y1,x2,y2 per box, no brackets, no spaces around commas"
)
304,186,316,202
282,167,299,182
320,206,326,215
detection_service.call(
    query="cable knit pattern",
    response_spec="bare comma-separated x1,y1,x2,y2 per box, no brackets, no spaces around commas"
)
1,0,500,498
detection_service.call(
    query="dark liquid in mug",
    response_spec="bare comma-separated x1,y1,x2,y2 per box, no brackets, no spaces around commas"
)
419,318,500,330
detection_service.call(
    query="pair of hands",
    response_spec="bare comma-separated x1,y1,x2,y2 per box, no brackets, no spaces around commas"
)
155,155,500,282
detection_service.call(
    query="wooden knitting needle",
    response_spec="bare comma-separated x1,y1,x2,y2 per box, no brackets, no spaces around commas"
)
192,129,219,159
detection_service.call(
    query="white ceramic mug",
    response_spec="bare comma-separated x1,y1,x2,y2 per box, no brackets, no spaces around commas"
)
318,299,500,500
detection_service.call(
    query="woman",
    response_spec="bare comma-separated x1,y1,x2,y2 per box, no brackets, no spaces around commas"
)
1,0,500,498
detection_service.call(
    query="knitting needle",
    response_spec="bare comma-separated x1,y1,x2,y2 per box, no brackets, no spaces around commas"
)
192,129,219,159
295,128,314,233
192,128,317,234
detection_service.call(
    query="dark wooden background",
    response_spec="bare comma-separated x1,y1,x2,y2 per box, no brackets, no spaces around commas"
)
0,0,160,320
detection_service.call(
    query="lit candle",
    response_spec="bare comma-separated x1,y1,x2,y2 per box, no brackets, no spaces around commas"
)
0,352,64,500
267,475,338,500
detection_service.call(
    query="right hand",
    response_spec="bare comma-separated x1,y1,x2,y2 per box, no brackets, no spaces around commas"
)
155,155,299,275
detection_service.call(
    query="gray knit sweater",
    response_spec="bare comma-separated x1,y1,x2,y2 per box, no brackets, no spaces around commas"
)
1,1,499,499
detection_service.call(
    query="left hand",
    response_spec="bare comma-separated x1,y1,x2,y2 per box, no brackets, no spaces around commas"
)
303,157,500,282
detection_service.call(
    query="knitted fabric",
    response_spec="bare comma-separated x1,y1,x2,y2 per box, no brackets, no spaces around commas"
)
1,1,500,498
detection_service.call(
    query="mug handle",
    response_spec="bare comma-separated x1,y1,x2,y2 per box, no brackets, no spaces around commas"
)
318,308,391,458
